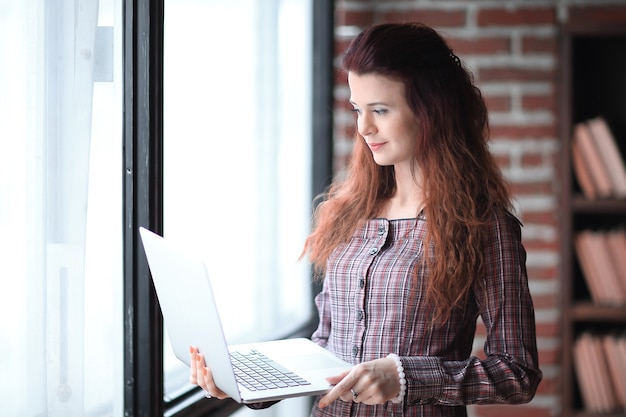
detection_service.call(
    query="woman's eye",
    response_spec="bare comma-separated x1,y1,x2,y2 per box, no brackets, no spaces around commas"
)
350,107,386,115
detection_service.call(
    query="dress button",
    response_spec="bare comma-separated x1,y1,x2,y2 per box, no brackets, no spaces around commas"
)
356,310,363,321
352,345,359,357
359,278,365,289
369,247,378,255
378,226,385,235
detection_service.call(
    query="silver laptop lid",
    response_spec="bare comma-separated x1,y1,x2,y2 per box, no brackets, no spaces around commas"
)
138,227,242,402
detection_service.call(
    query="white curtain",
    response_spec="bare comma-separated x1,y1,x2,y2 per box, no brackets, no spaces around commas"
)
163,0,314,415
0,0,123,416
0,0,312,415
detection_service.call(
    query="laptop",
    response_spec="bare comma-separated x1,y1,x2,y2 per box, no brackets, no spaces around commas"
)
138,227,352,404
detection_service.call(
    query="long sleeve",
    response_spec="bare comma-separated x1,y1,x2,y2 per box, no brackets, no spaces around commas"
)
311,278,331,348
400,211,542,406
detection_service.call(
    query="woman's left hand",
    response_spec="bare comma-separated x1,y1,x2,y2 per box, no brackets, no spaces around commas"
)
318,356,400,408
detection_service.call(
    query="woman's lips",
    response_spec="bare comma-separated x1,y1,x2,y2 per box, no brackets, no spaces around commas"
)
368,142,385,151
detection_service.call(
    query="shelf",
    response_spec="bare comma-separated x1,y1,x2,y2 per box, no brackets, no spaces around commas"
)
559,24,626,417
571,195,626,213
572,412,626,417
570,302,626,322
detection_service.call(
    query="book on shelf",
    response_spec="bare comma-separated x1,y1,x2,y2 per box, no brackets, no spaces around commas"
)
603,334,626,408
574,230,606,303
571,139,598,199
590,334,618,411
587,117,626,198
571,117,626,199
574,228,626,305
616,336,626,407
605,228,626,296
572,121,613,199
573,332,625,413
573,333,602,412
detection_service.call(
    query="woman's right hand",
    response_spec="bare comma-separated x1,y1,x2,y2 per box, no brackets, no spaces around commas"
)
189,345,231,399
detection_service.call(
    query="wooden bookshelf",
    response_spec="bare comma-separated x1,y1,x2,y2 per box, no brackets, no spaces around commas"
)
559,24,626,416
570,303,626,322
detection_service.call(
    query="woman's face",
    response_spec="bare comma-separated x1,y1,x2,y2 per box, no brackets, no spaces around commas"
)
348,72,420,169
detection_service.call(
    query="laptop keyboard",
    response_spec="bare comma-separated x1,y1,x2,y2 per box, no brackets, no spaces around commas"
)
230,349,311,391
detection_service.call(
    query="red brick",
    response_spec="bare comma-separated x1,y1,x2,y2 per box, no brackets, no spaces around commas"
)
473,350,488,361
472,405,552,417
535,374,558,395
381,9,467,27
341,124,357,139
334,99,354,113
475,320,487,336
511,181,556,195
447,36,511,55
335,39,353,60
336,9,375,27
522,93,555,112
531,294,559,309
538,346,558,365
477,7,556,26
521,153,545,167
521,211,558,225
522,35,557,54
567,5,626,26
535,321,560,338
479,66,554,83
524,239,559,253
493,154,511,168
523,236,559,250
484,94,512,112
490,124,556,139
334,68,349,85
527,266,559,281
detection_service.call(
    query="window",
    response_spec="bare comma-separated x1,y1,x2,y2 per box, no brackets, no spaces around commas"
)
162,0,314,409
0,0,123,416
1,0,333,416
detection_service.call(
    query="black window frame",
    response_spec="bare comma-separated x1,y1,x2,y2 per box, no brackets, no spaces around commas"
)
122,1,335,416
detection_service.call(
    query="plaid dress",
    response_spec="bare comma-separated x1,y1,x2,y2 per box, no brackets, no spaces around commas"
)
310,209,542,417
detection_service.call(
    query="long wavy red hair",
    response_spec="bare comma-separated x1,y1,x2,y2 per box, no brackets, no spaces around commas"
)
302,22,513,323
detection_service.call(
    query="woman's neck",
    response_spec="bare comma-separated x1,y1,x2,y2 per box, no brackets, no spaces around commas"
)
379,164,424,219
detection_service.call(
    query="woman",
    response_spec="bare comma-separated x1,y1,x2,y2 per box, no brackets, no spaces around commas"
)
191,22,542,417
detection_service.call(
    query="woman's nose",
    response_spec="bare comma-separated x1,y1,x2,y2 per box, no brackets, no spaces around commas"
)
358,113,377,137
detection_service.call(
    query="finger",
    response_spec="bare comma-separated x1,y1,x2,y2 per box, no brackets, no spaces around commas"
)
196,353,209,390
192,351,230,400
319,383,354,407
319,370,354,408
203,366,230,399
324,369,350,385
189,346,199,384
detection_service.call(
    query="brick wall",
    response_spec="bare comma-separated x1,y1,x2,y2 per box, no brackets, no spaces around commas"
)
331,1,626,416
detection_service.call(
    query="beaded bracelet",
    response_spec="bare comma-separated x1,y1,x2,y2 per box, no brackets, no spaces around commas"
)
387,353,406,404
